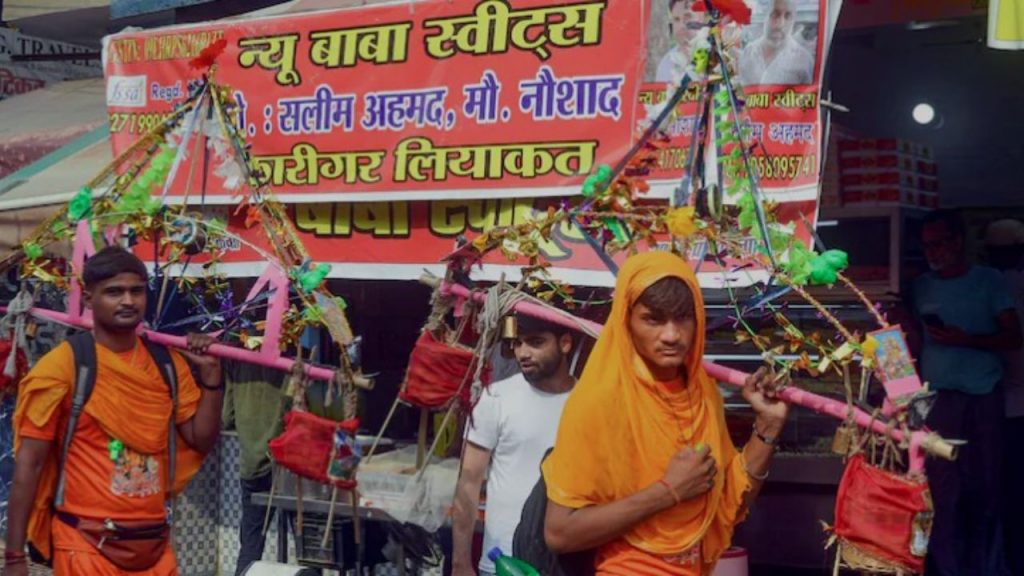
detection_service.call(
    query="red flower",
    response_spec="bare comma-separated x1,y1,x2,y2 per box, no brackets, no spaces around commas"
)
189,38,228,70
692,0,752,26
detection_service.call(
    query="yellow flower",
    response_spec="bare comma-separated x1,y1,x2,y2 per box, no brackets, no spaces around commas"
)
242,335,264,350
471,234,491,252
861,336,879,359
666,206,698,238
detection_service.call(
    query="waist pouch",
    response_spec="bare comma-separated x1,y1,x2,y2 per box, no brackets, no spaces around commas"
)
57,512,170,571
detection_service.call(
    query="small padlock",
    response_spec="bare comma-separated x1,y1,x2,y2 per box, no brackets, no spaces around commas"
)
25,320,38,340
831,423,855,456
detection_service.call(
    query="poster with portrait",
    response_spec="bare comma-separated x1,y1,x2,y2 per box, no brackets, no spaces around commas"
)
641,0,838,204
650,0,820,87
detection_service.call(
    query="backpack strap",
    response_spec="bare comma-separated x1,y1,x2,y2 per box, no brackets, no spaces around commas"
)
54,333,180,513
54,332,97,508
141,336,179,504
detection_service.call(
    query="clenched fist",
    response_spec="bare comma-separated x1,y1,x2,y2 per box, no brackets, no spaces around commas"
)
662,444,716,503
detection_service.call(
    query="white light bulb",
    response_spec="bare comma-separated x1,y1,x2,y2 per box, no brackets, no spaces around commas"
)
912,103,936,125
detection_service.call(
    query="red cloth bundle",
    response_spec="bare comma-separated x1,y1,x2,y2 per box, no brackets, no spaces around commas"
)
0,338,28,393
269,410,360,489
399,331,488,409
834,455,933,573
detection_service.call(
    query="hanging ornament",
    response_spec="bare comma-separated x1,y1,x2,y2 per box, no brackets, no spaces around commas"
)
666,206,699,238
581,164,613,198
296,262,332,293
22,242,44,261
68,187,93,222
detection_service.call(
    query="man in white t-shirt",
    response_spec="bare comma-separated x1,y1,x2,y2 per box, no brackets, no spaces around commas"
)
452,315,576,576
738,0,814,86
986,218,1024,576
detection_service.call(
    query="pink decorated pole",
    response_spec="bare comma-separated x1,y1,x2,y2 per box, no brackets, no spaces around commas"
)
3,306,340,382
438,280,954,471
141,331,338,380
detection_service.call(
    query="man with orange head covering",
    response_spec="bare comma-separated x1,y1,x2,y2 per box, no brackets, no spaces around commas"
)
4,247,224,575
543,251,788,575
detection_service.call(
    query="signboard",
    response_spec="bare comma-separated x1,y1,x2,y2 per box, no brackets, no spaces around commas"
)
108,0,840,286
104,0,649,202
0,29,101,100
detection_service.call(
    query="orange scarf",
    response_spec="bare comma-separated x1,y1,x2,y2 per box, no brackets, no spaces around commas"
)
14,339,204,560
542,252,751,573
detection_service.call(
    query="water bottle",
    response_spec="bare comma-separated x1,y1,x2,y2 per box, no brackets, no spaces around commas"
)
488,547,540,576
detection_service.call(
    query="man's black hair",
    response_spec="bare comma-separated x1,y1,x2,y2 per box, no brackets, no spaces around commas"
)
922,209,966,239
82,246,149,288
636,276,695,320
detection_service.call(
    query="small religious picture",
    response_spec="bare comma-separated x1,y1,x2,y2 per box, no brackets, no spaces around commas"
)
869,327,923,405
327,427,362,484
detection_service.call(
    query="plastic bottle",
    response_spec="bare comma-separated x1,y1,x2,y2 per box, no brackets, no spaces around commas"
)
488,547,541,576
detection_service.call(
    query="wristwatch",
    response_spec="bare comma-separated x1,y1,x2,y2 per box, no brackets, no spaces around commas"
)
752,421,779,446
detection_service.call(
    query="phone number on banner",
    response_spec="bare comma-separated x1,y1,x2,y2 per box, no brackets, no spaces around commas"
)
751,154,817,181
109,112,179,135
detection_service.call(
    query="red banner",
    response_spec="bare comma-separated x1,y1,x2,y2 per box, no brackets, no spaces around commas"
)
104,0,648,201
108,0,840,286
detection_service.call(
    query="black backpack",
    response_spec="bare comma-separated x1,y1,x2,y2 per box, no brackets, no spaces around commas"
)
512,450,595,576
30,332,179,564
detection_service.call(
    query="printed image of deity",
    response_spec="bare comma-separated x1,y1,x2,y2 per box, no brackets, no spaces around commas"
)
111,447,161,498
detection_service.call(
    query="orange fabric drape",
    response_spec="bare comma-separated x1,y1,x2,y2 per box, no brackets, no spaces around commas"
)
14,339,204,561
542,252,752,575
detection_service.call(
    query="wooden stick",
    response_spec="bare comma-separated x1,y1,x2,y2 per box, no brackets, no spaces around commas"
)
321,485,338,549
261,465,280,538
416,407,429,470
350,489,361,545
777,273,857,343
365,394,402,462
154,113,206,323
295,475,304,541
416,401,459,482
838,271,889,328
349,489,363,575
